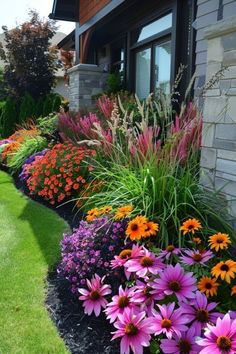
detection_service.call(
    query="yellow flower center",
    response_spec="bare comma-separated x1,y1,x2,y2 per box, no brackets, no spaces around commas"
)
119,249,132,259
178,339,192,353
140,256,154,267
196,309,209,322
217,336,232,350
118,296,129,308
161,318,172,329
125,323,139,336
90,290,100,300
169,281,181,291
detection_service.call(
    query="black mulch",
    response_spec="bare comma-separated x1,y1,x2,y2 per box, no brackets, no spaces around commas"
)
46,271,120,354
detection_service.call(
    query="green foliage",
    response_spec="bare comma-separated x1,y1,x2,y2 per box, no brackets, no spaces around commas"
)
7,135,48,172
106,72,123,93
52,94,62,112
0,96,19,137
19,93,35,124
0,67,8,100
0,10,58,99
35,96,45,117
37,113,58,135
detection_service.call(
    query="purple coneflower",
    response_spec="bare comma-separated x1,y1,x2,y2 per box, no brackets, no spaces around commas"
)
132,280,162,316
197,313,236,354
105,286,137,323
180,249,213,266
180,291,221,336
125,248,164,278
151,303,188,339
78,274,111,316
160,327,200,354
112,308,154,354
151,264,197,301
159,245,181,261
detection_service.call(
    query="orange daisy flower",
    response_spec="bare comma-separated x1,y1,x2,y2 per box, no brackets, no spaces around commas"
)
86,208,100,222
180,218,202,235
231,285,236,296
144,221,159,237
125,216,147,241
100,205,113,214
115,205,133,220
198,276,219,297
211,260,236,284
192,237,202,245
208,232,231,252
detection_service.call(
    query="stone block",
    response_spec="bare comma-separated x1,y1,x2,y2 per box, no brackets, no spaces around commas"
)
196,39,207,53
215,124,236,140
217,149,236,161
220,79,231,93
197,0,219,17
206,62,222,81
223,3,236,19
228,199,236,219
203,97,227,122
222,32,236,51
196,51,207,65
215,177,236,197
226,96,236,122
196,11,218,30
201,123,215,147
216,171,236,182
226,88,236,95
223,49,236,66
214,138,236,150
207,37,224,62
231,79,236,87
204,89,221,96
200,147,217,169
216,158,236,175
223,66,236,79
199,167,215,189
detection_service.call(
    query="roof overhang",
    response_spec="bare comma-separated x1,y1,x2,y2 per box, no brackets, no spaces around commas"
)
49,0,78,22
57,30,75,50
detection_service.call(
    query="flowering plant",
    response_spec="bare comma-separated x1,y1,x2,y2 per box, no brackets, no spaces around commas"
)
26,143,95,204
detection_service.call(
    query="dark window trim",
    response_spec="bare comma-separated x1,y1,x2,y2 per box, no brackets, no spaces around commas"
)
130,28,172,50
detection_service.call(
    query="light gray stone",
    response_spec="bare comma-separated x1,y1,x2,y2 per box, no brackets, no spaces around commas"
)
221,65,236,79
222,32,236,51
215,177,236,196
223,2,236,19
217,149,236,161
223,49,236,66
231,79,236,87
200,147,217,169
216,171,236,182
220,79,231,93
204,16,236,40
226,87,236,95
216,158,236,175
226,96,236,122
215,124,236,140
197,0,219,17
207,37,224,62
214,138,236,150
201,123,215,147
206,62,222,81
204,88,221,96
203,97,227,122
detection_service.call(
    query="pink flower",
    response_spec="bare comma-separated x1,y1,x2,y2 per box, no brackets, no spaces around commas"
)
159,245,181,261
125,248,164,278
78,274,111,316
112,308,154,354
151,264,197,301
105,286,137,323
161,327,200,354
180,249,213,266
197,313,236,354
151,303,188,339
132,280,163,316
180,291,221,336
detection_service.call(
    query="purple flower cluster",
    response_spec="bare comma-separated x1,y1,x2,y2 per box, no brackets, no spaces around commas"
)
58,217,131,293
19,149,48,182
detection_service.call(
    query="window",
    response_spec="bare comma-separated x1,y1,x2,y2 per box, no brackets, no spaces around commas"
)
132,13,172,99
110,37,126,85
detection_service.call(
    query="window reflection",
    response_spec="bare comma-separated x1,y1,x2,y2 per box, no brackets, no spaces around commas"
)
135,48,151,99
154,41,171,94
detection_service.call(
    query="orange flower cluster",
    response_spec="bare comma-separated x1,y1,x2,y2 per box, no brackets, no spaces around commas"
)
26,143,95,205
1,128,39,162
126,215,159,241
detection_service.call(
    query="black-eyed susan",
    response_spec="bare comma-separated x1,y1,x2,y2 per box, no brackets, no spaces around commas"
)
99,205,113,214
86,208,99,222
198,276,219,297
208,232,231,252
125,216,147,241
192,237,202,245
143,221,159,237
211,260,236,284
231,285,236,296
180,218,202,235
115,205,133,220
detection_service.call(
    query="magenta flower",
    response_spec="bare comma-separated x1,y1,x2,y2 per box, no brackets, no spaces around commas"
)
197,313,236,354
112,308,154,354
125,248,164,278
152,264,197,301
180,249,213,266
151,303,188,339
161,327,200,354
159,245,181,261
78,274,112,316
132,280,163,316
105,286,137,323
181,291,221,336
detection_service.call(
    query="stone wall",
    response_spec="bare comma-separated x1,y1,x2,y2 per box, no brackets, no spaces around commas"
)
67,64,108,111
200,16,236,225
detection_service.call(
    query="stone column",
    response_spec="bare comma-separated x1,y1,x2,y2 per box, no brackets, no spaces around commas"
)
200,16,236,226
67,64,108,111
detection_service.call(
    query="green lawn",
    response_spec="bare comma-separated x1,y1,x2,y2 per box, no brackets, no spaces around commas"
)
0,171,70,354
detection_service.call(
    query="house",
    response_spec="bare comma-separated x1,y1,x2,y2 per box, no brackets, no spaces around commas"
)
50,0,236,225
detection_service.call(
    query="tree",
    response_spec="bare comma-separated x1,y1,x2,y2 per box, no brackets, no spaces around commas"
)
19,93,35,123
0,67,8,100
0,11,58,99
0,97,19,137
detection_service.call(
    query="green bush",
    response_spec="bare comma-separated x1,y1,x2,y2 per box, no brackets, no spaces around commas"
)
37,113,58,136
19,93,35,124
0,97,19,138
52,95,62,112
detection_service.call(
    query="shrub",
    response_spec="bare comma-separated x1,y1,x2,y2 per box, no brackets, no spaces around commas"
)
26,143,95,204
58,216,132,293
0,97,19,137
19,93,35,124
37,113,58,136
52,94,62,112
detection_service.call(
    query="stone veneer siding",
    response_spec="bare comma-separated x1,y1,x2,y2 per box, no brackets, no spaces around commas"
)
200,16,236,225
67,64,108,111
195,0,236,93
